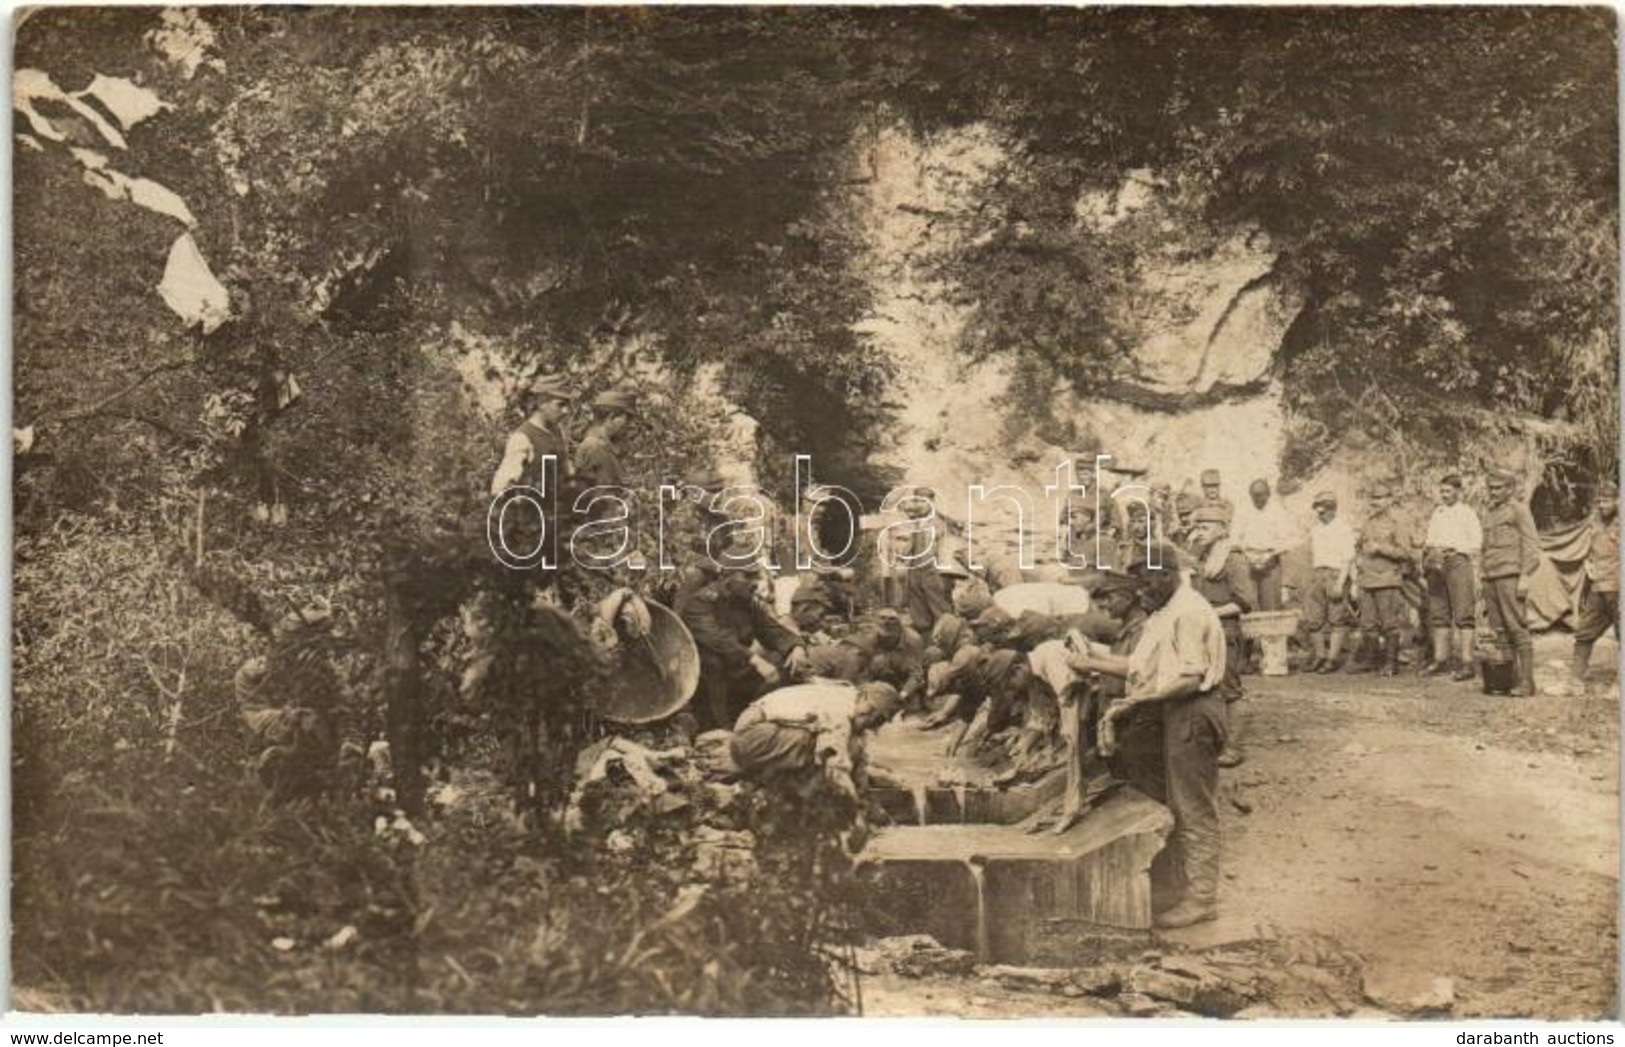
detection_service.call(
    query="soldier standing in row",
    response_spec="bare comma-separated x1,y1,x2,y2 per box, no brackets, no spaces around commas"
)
1352,481,1413,677
1573,481,1619,687
1421,474,1481,680
1481,469,1544,697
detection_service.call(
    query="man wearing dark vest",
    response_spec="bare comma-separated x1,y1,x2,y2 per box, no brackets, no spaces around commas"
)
490,374,575,496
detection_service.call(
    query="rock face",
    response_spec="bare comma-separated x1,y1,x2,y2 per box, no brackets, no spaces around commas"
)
854,129,1305,547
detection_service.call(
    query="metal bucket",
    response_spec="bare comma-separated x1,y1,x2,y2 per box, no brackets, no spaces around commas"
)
595,601,701,724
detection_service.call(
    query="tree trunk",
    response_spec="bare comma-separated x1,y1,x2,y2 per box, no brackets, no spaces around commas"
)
384,580,426,817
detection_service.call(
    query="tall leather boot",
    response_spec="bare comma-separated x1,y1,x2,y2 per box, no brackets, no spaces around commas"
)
1322,628,1348,674
1309,631,1328,673
1451,629,1477,681
1347,633,1377,674
1509,641,1537,697
1376,632,1398,676
1424,627,1453,676
1572,641,1594,685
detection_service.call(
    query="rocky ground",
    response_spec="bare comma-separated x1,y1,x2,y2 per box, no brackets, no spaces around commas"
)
858,632,1620,1019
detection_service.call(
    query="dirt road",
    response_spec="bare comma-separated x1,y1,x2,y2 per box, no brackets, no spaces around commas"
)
865,633,1619,1018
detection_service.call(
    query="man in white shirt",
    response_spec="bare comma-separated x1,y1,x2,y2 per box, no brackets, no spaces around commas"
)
1069,545,1228,928
1303,492,1357,672
1228,478,1301,612
730,681,902,805
1422,473,1482,680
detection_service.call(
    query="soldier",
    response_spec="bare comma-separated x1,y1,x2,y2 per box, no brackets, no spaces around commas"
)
1182,505,1250,765
896,489,953,632
490,374,575,495
573,389,636,488
676,563,810,730
1042,570,1149,835
1303,492,1357,673
235,604,356,801
730,681,904,849
1421,474,1482,680
849,607,929,709
1198,469,1235,527
1480,469,1544,697
1353,481,1415,677
918,612,1031,756
1573,481,1619,686
789,563,859,634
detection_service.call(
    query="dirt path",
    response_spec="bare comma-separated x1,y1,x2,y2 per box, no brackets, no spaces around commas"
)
864,633,1619,1018
1192,633,1619,1018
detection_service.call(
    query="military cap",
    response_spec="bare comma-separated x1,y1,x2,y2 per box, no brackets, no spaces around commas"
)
1440,474,1464,489
1486,468,1518,487
1200,469,1222,486
874,607,902,623
591,389,637,412
1312,490,1337,508
1190,504,1230,525
1175,491,1201,514
1366,479,1394,498
528,374,575,402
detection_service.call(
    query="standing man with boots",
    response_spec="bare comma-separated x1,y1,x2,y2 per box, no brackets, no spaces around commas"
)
1572,481,1618,689
1354,481,1414,677
1480,469,1544,698
1075,545,1228,929
1422,474,1482,681
1304,491,1357,673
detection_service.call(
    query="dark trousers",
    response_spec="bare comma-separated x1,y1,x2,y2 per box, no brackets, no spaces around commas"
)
1360,586,1408,632
1426,553,1476,628
695,656,771,732
1161,692,1227,904
1484,576,1530,648
1576,585,1619,644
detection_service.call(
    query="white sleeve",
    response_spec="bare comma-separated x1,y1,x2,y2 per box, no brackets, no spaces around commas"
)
489,432,533,496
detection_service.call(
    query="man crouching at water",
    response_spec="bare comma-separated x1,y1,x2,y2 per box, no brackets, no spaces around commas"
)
1064,545,1228,929
730,681,903,849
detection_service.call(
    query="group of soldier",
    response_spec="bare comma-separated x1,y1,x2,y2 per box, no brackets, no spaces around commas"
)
472,374,1617,934
1133,468,1618,699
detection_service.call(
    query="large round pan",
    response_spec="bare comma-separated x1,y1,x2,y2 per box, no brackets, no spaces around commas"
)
595,600,701,724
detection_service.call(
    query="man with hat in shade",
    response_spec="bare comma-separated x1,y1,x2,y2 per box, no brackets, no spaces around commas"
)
1198,470,1234,528
1304,491,1357,673
1422,474,1482,680
490,374,575,496
676,562,810,730
573,388,636,488
1353,480,1415,677
1480,468,1544,696
1573,480,1619,686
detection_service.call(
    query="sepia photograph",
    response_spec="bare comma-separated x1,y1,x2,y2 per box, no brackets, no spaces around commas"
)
9,4,1620,1022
